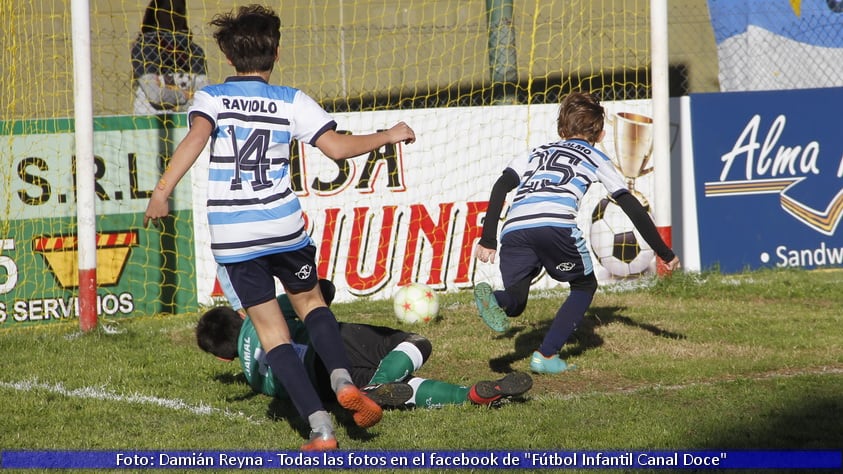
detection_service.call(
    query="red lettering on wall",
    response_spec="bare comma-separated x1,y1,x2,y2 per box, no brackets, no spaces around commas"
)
316,208,341,279
454,201,487,285
344,206,398,292
399,203,454,287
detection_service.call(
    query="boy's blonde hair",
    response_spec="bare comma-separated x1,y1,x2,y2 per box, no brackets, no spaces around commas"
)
556,92,605,143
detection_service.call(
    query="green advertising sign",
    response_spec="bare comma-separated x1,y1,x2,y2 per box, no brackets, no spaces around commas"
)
0,115,198,327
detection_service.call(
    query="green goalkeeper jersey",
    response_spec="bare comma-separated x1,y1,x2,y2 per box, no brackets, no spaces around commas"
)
236,298,317,399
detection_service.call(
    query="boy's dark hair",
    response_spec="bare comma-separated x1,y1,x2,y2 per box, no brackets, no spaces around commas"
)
556,92,605,143
196,306,243,360
210,4,281,73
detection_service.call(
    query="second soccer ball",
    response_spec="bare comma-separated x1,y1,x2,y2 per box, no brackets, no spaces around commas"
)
589,196,655,278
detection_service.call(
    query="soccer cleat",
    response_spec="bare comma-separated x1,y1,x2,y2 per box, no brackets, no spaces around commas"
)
529,351,571,374
468,371,533,405
361,383,414,408
336,384,383,428
301,430,338,451
473,282,510,333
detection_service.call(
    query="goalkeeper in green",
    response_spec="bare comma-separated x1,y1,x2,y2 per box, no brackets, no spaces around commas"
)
197,279,533,410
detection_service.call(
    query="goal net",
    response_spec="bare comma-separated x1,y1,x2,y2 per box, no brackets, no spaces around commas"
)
1,0,656,326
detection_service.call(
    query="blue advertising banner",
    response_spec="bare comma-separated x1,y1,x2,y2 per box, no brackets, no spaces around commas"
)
690,87,843,273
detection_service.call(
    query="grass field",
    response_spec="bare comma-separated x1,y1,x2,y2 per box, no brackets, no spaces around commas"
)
1,267,841,473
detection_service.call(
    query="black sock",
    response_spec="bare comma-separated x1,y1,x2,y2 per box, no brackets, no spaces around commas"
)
304,307,352,374
266,343,323,418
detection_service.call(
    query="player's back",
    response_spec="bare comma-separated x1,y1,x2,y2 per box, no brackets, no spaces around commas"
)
501,139,622,236
190,78,333,263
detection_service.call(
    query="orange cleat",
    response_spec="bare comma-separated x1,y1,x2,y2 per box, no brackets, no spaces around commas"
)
301,431,338,451
336,384,383,428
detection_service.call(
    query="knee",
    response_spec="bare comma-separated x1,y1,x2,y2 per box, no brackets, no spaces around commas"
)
318,279,336,306
509,300,528,317
570,274,598,295
403,333,432,363
506,277,533,316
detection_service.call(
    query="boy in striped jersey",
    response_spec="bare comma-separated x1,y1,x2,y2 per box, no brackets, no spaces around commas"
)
473,92,680,374
144,4,415,450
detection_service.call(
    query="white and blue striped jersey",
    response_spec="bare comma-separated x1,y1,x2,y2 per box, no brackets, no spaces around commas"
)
189,76,336,263
501,138,628,238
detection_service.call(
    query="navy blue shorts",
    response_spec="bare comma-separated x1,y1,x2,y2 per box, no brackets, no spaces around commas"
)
498,226,594,287
217,245,320,309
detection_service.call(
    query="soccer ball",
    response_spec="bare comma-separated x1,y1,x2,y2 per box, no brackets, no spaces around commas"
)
393,283,439,324
589,197,655,278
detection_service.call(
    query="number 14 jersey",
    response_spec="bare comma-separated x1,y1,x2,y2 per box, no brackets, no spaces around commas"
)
190,76,337,264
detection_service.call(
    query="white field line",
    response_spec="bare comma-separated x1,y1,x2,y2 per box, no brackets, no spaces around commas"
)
3,366,841,415
534,365,843,402
0,378,263,425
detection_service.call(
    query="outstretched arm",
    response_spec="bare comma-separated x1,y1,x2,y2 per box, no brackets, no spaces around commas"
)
475,169,519,264
314,122,416,160
144,115,213,226
614,192,681,271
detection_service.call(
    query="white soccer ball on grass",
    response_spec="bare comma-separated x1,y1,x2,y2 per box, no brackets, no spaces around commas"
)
393,283,439,324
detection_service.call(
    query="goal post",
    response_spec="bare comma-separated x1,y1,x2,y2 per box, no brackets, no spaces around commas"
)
71,0,97,332
650,0,674,274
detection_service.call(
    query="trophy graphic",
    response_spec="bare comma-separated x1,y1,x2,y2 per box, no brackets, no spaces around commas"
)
606,111,654,207
588,111,657,279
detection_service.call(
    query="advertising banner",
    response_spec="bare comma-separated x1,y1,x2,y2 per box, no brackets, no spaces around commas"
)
192,100,660,305
0,116,198,326
689,87,843,272
1,99,660,326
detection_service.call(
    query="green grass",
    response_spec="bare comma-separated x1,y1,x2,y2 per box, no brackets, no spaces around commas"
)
1,267,842,473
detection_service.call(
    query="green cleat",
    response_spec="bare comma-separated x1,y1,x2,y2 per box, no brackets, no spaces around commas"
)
529,351,572,374
473,282,509,333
